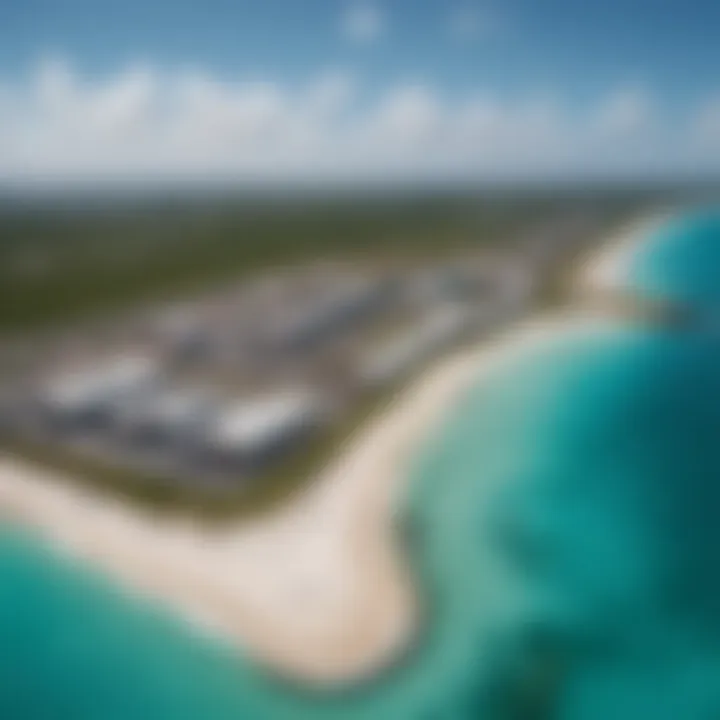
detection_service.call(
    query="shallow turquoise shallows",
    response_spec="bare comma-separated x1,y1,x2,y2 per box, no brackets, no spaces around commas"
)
617,209,720,310
4,211,720,719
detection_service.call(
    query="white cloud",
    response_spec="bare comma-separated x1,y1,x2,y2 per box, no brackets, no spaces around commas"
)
342,3,385,44
171,73,286,146
305,71,356,118
691,97,720,146
593,88,651,137
0,57,718,186
372,85,442,144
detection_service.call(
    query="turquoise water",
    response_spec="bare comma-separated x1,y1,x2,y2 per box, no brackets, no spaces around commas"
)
4,211,720,719
619,209,720,310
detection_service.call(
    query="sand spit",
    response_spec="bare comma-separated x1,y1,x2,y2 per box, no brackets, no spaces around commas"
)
0,216,660,686
0,314,609,686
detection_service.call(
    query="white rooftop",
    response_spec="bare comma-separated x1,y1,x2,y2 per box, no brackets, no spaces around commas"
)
210,389,322,452
44,354,159,410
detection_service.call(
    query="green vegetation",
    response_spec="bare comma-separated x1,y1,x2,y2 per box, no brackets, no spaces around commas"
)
0,188,661,518
0,190,646,333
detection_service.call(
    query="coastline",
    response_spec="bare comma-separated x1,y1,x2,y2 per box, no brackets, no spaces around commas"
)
0,215,661,686
0,315,606,685
578,214,668,296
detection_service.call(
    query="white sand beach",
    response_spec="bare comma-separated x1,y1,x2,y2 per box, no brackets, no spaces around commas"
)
0,315,601,685
0,217,658,686
578,214,668,295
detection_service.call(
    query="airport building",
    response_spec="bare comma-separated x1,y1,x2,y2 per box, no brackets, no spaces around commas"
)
201,388,326,471
112,386,218,448
39,354,160,428
359,307,471,386
265,277,389,354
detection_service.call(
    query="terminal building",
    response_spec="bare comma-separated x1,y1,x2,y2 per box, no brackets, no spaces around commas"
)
112,386,218,449
359,307,472,387
265,277,391,354
200,388,327,472
38,354,160,430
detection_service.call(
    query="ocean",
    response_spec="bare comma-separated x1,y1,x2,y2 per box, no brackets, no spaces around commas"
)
615,208,720,310
3,211,720,719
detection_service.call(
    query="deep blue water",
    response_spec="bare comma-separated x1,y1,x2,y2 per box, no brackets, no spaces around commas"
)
3,210,720,719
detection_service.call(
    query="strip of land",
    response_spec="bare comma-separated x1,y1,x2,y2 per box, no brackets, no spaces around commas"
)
0,313,606,685
0,217,656,686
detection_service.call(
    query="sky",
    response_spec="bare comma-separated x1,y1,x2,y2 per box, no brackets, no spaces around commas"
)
0,0,719,187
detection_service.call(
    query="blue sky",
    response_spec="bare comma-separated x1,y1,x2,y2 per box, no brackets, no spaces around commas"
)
0,0,719,184
2,0,718,101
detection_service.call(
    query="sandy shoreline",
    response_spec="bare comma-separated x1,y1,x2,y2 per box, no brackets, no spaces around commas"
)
0,316,595,684
0,215,662,686
578,214,667,296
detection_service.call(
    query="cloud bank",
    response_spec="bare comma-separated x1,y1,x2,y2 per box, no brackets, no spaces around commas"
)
0,58,718,187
